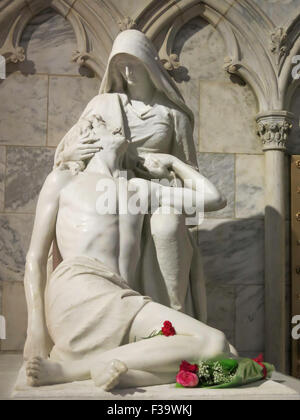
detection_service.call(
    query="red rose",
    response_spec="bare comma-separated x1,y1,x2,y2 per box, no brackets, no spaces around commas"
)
179,360,198,373
176,370,199,388
161,321,176,336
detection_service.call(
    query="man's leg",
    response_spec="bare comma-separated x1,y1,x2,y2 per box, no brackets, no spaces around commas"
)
26,302,230,389
150,209,193,312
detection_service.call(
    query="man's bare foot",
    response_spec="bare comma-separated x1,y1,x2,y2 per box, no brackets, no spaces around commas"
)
26,357,67,387
92,359,128,391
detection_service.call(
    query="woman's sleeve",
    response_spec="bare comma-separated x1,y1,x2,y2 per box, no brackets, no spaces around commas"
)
171,109,199,170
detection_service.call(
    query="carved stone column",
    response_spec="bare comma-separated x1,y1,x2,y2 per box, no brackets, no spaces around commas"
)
256,111,293,372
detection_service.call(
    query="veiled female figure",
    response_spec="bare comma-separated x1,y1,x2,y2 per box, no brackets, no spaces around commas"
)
53,30,224,321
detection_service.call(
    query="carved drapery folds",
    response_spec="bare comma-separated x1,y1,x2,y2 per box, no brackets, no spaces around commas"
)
256,112,293,152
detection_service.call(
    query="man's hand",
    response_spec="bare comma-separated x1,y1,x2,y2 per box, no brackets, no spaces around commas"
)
137,153,177,180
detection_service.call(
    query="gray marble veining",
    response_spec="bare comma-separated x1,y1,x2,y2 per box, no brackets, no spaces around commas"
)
198,218,264,286
252,0,300,26
0,74,48,147
199,80,260,154
198,153,235,218
235,285,265,352
177,78,200,148
173,17,227,82
0,147,5,212
1,281,27,351
47,75,100,146
5,147,55,213
19,9,79,76
235,154,265,218
0,214,34,283
206,284,236,345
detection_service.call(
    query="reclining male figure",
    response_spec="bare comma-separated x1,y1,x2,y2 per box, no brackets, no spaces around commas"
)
24,116,235,391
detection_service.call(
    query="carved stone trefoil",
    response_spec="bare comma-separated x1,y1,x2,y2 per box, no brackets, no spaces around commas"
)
161,54,180,71
256,111,293,151
223,57,239,75
270,27,288,66
72,50,91,66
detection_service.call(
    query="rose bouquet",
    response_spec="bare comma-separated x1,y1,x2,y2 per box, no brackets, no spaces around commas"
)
142,321,275,389
176,355,275,389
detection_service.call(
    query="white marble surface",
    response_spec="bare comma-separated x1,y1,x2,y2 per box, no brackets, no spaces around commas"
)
0,74,48,146
199,81,260,154
235,154,265,218
198,218,264,286
5,147,55,213
198,153,235,218
177,78,200,147
19,9,79,76
206,284,235,345
172,16,229,148
235,285,265,353
0,147,5,212
1,282,27,351
11,363,300,400
172,17,227,82
48,75,100,146
110,0,152,20
252,0,300,26
0,213,34,283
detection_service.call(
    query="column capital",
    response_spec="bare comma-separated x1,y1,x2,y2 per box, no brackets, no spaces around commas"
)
256,111,294,152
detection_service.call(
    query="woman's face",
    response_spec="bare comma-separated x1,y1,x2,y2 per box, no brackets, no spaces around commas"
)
114,54,151,87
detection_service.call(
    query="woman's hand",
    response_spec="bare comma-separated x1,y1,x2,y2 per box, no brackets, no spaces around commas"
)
62,138,102,163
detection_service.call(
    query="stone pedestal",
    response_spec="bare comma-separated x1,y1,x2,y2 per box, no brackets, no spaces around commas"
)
11,363,300,400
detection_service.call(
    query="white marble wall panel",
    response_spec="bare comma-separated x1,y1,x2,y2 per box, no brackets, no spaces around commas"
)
0,74,48,146
47,76,100,147
235,285,265,352
198,218,264,286
19,9,79,76
206,284,236,345
5,147,55,213
252,0,300,26
235,154,265,218
197,153,235,218
1,281,27,351
199,81,260,154
172,17,227,82
0,147,5,212
0,214,34,283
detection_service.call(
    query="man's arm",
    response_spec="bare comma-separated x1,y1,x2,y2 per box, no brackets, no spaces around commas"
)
149,154,226,214
24,169,72,360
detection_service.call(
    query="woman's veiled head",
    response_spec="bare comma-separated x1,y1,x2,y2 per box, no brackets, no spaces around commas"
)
109,53,154,94
99,30,193,125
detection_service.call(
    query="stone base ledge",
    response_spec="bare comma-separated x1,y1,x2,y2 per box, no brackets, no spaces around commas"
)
12,364,300,400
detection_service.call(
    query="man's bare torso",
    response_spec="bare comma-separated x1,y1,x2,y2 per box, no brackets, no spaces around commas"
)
56,171,148,283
